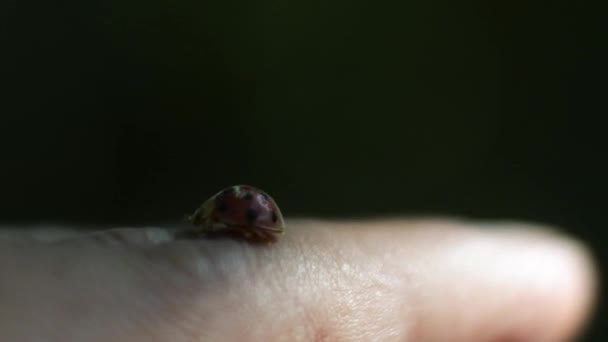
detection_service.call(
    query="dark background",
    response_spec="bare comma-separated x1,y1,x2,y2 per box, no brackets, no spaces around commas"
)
1,0,605,339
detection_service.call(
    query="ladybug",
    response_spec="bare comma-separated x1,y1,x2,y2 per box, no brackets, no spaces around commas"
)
185,185,285,243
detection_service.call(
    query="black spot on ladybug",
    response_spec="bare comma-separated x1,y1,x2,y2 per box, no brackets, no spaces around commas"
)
261,193,269,200
246,208,259,224
271,211,278,223
243,193,254,200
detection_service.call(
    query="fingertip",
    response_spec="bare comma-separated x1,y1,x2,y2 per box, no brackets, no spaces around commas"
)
316,219,598,342
443,221,598,341
491,225,598,341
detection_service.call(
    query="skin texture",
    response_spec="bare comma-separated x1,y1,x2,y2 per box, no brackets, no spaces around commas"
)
0,219,597,342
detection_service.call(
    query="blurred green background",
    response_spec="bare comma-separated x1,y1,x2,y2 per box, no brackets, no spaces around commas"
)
1,0,604,339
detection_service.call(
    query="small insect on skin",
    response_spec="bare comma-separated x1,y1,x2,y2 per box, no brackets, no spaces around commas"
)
185,185,286,243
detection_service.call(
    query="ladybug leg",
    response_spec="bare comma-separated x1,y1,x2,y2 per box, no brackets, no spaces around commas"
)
253,228,277,243
253,228,269,242
226,226,277,243
236,226,253,239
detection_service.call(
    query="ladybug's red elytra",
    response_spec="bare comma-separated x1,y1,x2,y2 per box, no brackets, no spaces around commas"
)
186,185,285,243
